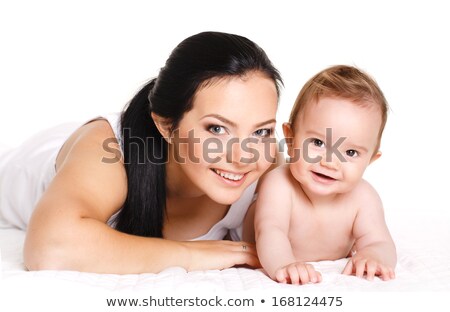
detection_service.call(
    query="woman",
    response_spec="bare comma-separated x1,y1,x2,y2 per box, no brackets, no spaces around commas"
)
0,31,282,274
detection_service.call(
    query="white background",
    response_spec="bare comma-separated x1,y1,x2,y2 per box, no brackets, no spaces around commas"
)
1,1,449,225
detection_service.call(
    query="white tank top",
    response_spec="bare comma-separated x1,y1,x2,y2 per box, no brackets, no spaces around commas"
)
0,113,256,241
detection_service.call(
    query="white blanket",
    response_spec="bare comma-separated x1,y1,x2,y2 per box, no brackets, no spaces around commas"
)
1,211,449,311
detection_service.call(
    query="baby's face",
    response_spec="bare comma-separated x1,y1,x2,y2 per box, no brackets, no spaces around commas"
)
284,96,382,196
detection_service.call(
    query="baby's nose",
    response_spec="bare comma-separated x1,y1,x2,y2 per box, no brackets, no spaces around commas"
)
319,153,340,170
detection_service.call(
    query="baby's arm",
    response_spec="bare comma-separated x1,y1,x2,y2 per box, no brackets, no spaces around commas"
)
342,181,397,280
255,167,321,284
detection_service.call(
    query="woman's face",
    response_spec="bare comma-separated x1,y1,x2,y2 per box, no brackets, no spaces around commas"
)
167,71,278,204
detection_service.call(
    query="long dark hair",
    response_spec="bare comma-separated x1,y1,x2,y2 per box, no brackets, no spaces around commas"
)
115,31,282,237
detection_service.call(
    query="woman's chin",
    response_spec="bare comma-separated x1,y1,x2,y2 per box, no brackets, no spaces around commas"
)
207,190,241,206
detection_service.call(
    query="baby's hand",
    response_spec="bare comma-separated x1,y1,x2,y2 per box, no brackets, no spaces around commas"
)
342,251,395,281
274,262,322,285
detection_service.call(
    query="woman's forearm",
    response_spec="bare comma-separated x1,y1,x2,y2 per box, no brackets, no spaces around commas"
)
24,217,190,274
24,216,259,274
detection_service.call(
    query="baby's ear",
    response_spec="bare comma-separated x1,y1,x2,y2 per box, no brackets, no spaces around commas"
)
282,122,294,157
151,112,173,143
370,151,382,164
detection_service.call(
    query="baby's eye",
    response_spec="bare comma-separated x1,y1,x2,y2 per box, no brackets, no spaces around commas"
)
208,125,226,135
346,149,358,157
253,128,272,138
312,138,325,148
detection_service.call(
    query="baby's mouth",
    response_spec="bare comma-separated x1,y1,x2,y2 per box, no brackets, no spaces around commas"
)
312,171,337,181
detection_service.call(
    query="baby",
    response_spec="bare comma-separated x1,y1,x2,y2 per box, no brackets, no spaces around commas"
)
255,65,396,284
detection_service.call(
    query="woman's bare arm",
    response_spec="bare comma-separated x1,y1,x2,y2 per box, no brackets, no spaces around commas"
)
24,120,258,273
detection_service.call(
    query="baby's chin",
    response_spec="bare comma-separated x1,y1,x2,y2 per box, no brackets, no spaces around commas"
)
304,183,355,198
299,180,339,196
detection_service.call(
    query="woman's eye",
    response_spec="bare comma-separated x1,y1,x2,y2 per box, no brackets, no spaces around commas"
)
253,128,272,137
312,138,325,148
208,125,226,135
346,149,358,157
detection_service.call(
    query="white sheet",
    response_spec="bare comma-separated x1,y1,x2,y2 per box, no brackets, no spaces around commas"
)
1,212,450,290
1,211,450,311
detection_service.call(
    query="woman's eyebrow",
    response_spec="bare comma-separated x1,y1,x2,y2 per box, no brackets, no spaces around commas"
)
201,114,276,128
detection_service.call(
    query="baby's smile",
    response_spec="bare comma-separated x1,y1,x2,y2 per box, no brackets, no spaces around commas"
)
311,171,337,184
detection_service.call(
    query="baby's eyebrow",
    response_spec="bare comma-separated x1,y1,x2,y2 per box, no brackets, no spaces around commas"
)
305,130,369,152
336,140,369,153
350,144,368,152
201,114,276,128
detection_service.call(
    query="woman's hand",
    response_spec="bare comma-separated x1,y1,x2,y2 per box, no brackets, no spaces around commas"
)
181,240,260,271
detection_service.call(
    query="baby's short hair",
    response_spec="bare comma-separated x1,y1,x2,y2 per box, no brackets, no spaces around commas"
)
289,65,389,145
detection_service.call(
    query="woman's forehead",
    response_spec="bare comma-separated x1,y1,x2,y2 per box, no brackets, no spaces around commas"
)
191,73,278,117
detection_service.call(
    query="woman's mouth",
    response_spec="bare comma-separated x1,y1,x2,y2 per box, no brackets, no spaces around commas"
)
212,169,245,181
211,168,247,186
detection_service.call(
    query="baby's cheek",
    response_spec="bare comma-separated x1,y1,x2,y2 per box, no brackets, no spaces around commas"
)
345,167,365,186
289,162,304,183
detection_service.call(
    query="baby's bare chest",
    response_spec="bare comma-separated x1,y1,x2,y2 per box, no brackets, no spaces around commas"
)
288,204,356,261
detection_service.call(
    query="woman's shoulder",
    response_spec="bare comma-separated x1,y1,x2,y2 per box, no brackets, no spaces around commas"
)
51,118,128,220
56,119,120,171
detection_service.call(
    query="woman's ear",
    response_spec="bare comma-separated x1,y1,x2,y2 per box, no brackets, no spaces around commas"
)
151,112,172,143
282,122,294,158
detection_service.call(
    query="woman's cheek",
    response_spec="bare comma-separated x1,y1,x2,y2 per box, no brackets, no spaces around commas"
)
257,140,276,171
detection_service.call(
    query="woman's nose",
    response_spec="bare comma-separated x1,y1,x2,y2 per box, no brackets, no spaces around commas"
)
226,137,255,165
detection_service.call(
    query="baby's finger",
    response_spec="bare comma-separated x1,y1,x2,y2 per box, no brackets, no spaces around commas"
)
365,261,377,281
389,268,396,280
378,265,391,281
275,268,288,284
297,265,312,285
305,264,320,283
287,265,301,285
342,259,354,275
355,260,367,278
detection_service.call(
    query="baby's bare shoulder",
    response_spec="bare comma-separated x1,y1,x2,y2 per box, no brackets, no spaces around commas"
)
260,164,292,185
353,179,381,198
257,164,296,198
350,179,383,213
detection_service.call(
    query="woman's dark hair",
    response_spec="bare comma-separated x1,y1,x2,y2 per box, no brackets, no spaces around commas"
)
115,31,283,237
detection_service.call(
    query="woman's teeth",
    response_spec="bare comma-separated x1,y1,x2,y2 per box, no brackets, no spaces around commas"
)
213,169,244,181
